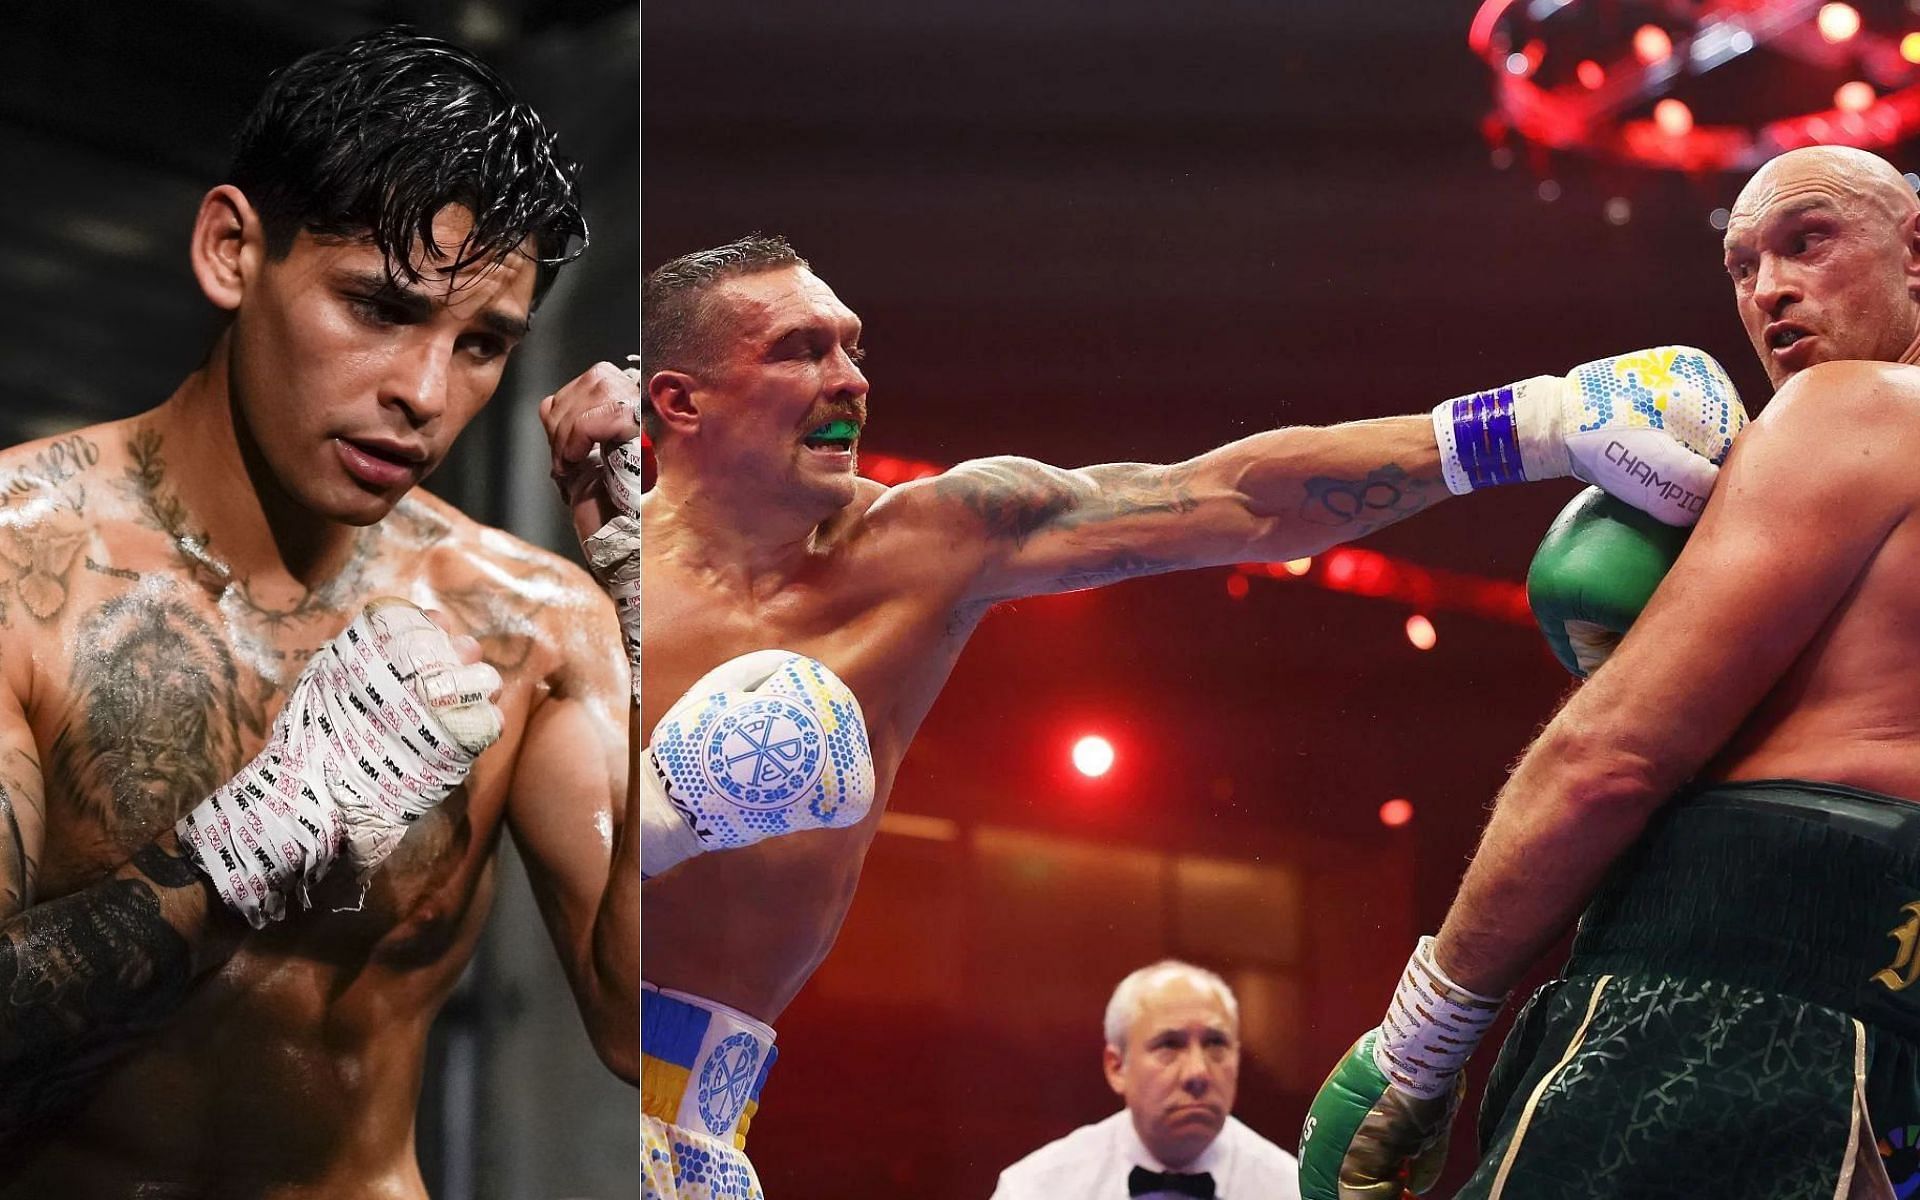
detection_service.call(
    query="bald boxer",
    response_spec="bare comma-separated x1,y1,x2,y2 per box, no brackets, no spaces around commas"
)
0,30,636,1197
543,233,1744,1196
1302,146,1920,1198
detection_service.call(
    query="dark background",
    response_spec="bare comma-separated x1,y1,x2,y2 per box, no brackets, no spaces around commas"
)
0,3,636,1198
644,1,1812,1196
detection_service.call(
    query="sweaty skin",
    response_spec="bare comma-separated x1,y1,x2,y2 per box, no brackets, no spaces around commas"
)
1430,146,1920,997
0,210,631,1198
637,264,1452,1021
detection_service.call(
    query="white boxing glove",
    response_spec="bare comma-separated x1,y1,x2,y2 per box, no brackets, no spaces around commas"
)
642,651,875,880
1433,346,1747,526
176,599,502,929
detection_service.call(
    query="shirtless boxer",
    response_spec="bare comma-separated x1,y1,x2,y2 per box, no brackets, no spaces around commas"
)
1301,146,1920,1198
0,30,640,1197
540,233,1745,1195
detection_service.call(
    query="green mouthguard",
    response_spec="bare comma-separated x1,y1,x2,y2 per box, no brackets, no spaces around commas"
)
809,419,860,441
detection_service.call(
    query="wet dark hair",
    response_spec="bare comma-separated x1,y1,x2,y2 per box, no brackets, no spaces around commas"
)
640,234,809,435
227,27,587,303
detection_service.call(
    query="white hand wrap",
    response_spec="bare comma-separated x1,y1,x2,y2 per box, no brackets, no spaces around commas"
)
642,650,875,879
176,600,502,929
1433,346,1747,527
582,357,645,703
1373,936,1507,1101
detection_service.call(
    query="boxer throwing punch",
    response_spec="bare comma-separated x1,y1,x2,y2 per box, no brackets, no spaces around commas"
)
546,234,1746,1197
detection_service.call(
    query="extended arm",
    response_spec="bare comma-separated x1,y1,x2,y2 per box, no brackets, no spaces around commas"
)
912,346,1745,604
927,415,1445,601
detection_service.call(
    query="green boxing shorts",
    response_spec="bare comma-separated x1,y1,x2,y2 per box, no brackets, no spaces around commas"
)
1458,780,1920,1199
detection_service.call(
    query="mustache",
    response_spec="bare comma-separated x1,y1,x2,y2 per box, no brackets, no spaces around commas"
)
803,401,868,430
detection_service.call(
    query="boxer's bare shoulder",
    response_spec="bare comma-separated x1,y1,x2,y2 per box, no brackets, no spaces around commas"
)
394,489,623,701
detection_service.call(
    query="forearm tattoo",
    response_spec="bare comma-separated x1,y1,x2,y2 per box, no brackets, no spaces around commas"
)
1298,465,1437,536
0,843,206,1148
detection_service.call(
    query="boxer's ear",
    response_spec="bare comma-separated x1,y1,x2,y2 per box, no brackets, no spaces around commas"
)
190,185,265,312
1102,1043,1127,1097
1904,208,1920,297
648,370,700,437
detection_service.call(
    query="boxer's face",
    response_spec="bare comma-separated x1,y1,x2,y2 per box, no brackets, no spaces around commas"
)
1103,978,1239,1170
229,205,534,525
1725,152,1920,389
690,266,868,516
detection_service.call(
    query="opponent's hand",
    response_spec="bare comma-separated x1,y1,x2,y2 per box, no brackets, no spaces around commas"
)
642,651,875,880
538,359,643,542
1528,486,1690,676
1433,346,1747,526
176,599,503,928
1299,937,1505,1200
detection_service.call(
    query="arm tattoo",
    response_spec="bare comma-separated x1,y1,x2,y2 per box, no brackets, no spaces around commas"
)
0,844,208,1149
1049,552,1185,592
1298,465,1437,536
0,785,33,918
935,458,1200,546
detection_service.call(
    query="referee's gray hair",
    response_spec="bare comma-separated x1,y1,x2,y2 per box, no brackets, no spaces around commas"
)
1103,960,1239,1054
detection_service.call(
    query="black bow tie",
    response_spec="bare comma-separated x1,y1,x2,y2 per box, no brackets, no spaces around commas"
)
1128,1165,1216,1198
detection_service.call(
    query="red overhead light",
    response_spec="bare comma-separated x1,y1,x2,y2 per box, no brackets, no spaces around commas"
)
1072,736,1115,779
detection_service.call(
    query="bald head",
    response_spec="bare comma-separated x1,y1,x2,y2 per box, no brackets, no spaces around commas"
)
1722,146,1920,387
1731,146,1919,237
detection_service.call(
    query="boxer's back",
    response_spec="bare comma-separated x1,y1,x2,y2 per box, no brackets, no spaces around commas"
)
0,416,594,1197
1707,368,1920,801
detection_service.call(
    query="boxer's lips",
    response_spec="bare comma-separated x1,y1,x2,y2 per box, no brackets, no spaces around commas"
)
1764,322,1813,351
1766,325,1819,372
336,437,424,488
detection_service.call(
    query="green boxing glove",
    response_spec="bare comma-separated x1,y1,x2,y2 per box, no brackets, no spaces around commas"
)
1527,485,1690,677
1298,938,1506,1200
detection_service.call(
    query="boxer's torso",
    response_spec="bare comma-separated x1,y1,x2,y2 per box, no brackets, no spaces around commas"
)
1706,371,1920,800
0,417,599,1198
640,478,987,1022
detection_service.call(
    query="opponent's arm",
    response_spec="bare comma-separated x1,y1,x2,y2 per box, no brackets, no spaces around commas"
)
503,599,639,1082
919,347,1744,603
1299,360,1902,1197
1435,362,1903,996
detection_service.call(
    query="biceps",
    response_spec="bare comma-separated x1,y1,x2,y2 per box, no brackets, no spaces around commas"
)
505,695,623,947
963,458,1255,597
